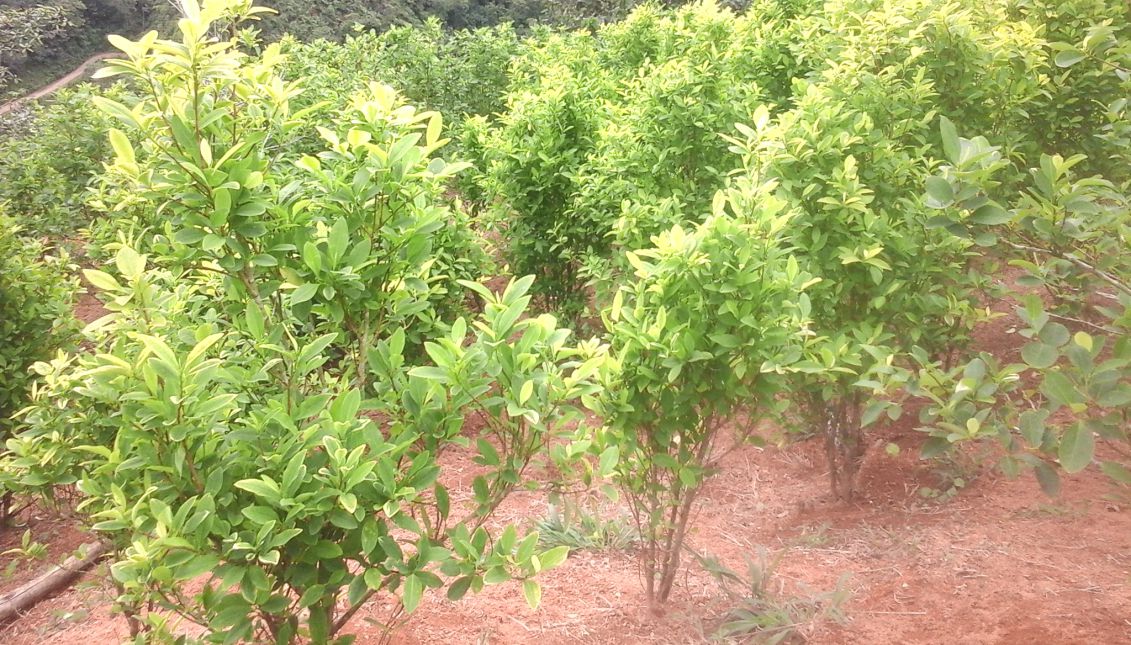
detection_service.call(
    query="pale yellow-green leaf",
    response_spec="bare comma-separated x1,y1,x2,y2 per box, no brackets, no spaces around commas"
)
522,579,542,610
1073,331,1093,352
84,269,121,292
115,247,146,280
108,128,134,164
519,380,534,405
426,112,442,147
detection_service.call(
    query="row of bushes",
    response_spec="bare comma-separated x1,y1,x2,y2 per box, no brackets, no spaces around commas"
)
458,0,1131,603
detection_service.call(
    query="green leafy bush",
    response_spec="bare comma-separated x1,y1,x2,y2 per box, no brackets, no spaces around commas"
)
480,1,817,314
597,184,812,606
281,19,522,127
1013,0,1131,171
731,81,978,499
0,1,85,94
5,3,605,641
0,83,122,237
488,60,603,315
794,0,1047,160
12,252,599,642
90,12,490,371
0,214,77,517
900,118,1131,498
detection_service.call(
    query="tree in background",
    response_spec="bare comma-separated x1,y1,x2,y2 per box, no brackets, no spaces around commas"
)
0,1,86,91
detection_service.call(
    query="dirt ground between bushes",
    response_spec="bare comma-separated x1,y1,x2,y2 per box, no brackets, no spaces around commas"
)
4,427,1129,645
1,284,1129,644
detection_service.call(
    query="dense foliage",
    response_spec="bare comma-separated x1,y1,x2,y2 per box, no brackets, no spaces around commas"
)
0,1,86,92
0,0,671,100
597,181,811,605
476,1,812,312
0,215,77,518
0,0,148,98
0,83,120,236
280,19,521,128
6,2,600,641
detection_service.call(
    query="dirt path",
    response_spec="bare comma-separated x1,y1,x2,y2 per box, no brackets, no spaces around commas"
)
0,52,116,117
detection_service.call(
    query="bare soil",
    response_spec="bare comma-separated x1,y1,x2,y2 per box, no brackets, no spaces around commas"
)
4,425,1128,644
1,289,1128,644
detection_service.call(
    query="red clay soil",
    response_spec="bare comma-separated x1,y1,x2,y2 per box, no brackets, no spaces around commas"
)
4,428,1128,645
74,288,109,326
0,508,92,598
2,294,1129,644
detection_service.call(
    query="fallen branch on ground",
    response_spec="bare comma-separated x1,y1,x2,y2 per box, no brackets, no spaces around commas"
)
0,540,111,623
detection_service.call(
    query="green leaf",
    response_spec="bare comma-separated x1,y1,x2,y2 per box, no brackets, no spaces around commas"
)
970,204,1011,225
598,446,619,477
1100,461,1131,486
409,366,449,382
519,380,534,405
328,218,350,264
1034,461,1061,496
1097,384,1131,407
939,116,959,162
213,188,232,222
1018,409,1048,448
538,546,569,571
115,246,146,279
426,112,442,146
1058,424,1094,474
402,574,423,614
340,493,358,514
84,269,121,292
1040,366,1076,402
483,566,508,584
241,506,276,524
456,279,496,302
861,401,888,427
708,333,741,348
347,575,368,608
93,96,140,129
235,478,281,503
1054,49,1086,68
1038,322,1070,347
244,302,265,338
925,176,954,207
108,128,134,164
174,227,207,245
522,579,542,610
447,576,474,601
176,555,219,580
504,275,536,302
138,335,178,370
476,439,500,467
1021,343,1058,369
1041,371,1081,407
202,234,226,252
291,283,319,304
1073,332,1093,352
